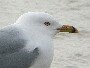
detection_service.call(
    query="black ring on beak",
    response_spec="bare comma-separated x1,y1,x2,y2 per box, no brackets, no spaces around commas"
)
71,26,76,33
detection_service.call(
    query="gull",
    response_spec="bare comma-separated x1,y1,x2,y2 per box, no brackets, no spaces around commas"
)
0,12,62,68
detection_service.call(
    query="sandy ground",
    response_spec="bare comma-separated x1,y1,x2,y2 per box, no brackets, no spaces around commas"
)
0,0,90,68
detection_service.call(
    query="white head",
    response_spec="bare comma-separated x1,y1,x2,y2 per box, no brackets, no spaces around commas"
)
16,12,62,37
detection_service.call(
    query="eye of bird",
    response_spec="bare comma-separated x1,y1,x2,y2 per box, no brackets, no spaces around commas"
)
44,22,51,26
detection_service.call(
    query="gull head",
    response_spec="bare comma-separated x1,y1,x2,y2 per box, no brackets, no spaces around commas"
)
16,12,62,37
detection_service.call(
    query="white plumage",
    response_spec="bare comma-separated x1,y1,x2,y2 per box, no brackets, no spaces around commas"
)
0,12,62,68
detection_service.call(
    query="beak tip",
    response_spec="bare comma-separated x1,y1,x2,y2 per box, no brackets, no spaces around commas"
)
71,26,78,33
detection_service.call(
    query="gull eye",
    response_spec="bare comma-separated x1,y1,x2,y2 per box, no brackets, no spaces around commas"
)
44,22,51,26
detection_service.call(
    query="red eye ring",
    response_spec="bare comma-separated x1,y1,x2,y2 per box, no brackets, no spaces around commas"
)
44,22,50,26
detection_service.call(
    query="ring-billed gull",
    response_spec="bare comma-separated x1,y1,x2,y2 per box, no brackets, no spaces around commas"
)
0,12,63,68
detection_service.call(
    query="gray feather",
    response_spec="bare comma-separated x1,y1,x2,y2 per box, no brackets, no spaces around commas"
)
0,26,39,68
0,26,25,54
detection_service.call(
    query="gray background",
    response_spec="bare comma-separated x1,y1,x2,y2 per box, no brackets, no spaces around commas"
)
0,0,90,68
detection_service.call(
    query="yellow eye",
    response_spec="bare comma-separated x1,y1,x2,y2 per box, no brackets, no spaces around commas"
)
44,22,51,26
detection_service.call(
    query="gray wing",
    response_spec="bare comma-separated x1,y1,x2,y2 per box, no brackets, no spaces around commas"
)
0,26,25,54
0,26,39,68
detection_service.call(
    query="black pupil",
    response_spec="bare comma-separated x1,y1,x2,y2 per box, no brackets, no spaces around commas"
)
44,22,50,26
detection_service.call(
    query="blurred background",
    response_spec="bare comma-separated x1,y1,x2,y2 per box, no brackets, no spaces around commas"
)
0,0,90,68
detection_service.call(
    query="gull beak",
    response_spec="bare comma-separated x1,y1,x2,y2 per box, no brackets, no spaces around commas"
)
57,25,78,33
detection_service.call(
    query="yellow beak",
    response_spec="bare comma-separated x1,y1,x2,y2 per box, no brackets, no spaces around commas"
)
57,25,78,33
